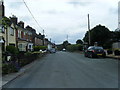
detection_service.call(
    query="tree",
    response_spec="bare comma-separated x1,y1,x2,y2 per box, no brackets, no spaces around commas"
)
76,39,83,44
1,17,11,28
62,41,71,49
83,24,111,48
112,31,120,42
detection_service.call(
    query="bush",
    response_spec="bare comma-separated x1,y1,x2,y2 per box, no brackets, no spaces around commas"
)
77,44,83,51
67,44,83,52
33,46,47,51
2,63,18,75
114,50,120,55
6,45,19,55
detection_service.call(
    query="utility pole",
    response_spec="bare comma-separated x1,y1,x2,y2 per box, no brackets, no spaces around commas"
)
43,29,44,35
67,35,68,41
88,14,91,45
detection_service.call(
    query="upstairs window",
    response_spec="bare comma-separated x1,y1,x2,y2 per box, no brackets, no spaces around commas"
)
18,30,21,38
0,26,5,33
10,27,14,36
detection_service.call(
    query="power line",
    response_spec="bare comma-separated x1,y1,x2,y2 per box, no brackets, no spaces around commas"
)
22,0,44,32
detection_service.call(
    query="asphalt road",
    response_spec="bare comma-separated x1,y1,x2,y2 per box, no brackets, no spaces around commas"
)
3,51,119,88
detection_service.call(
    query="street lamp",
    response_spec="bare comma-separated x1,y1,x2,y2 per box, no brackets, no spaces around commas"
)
0,38,4,64
0,38,4,88
0,38,4,43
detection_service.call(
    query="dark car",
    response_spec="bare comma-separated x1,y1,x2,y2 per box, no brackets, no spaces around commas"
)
84,46,106,58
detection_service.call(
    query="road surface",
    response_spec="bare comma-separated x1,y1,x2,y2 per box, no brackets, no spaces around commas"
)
3,51,119,88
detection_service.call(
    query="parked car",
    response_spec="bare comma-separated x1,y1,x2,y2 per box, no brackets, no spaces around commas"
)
84,46,106,58
49,48,56,53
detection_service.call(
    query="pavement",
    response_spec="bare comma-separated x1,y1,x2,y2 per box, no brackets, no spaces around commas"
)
2,51,118,88
1,58,39,88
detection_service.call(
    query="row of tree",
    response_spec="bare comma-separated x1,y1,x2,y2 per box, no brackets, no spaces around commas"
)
83,24,120,49
57,24,120,51
57,40,83,51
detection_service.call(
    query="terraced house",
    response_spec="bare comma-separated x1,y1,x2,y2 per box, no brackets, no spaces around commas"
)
0,0,50,53
0,1,17,51
2,18,17,51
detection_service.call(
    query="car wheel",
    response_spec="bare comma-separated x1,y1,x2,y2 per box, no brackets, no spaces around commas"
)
102,53,106,58
89,53,93,58
84,53,87,57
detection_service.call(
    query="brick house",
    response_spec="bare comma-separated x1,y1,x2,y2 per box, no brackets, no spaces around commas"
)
0,0,50,52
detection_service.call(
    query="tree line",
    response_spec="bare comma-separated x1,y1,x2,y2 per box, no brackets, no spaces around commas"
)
57,24,120,51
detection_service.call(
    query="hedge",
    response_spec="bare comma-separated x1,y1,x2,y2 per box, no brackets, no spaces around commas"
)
6,45,19,55
66,44,83,52
33,46,47,51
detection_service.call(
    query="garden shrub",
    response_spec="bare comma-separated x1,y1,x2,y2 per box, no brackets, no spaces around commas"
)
33,46,47,51
107,49,113,54
6,45,19,55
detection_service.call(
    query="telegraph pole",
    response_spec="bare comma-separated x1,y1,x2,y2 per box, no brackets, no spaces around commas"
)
88,14,91,45
67,35,68,41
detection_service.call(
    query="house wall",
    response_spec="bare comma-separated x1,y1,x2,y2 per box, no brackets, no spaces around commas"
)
35,37,43,46
2,24,16,50
112,42,120,50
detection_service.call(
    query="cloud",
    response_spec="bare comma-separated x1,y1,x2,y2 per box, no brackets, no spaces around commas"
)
8,2,23,9
67,1,92,7
4,0,119,44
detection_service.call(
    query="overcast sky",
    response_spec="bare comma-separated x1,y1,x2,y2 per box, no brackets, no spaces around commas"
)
4,0,119,44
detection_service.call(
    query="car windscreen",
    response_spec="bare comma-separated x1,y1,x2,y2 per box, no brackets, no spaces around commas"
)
94,47,103,49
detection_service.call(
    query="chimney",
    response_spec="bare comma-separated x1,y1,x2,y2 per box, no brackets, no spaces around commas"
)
18,21,24,28
0,0,5,18
10,15,18,25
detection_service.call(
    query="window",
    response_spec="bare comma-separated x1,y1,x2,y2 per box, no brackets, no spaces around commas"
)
18,30,21,38
29,45,31,49
10,27,14,36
